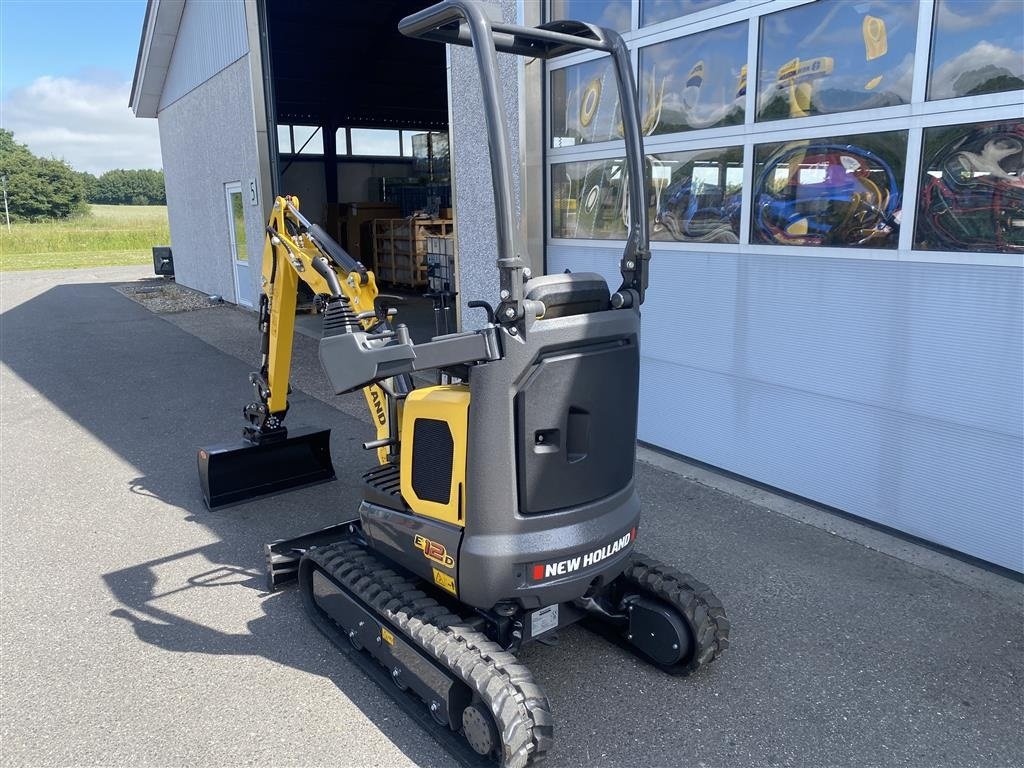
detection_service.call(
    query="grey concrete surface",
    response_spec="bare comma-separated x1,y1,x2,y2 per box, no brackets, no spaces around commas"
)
1,266,1022,768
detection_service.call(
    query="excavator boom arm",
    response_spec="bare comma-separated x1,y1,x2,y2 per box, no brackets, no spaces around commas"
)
197,195,392,509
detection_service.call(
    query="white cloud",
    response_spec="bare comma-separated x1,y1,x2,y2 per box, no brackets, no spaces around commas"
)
935,0,1022,32
0,76,161,174
930,41,1024,100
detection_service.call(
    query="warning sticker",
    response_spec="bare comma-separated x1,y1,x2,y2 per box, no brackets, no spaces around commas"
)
432,567,457,595
531,604,559,638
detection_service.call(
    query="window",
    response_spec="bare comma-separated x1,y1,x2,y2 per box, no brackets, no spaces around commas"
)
751,131,907,249
276,124,292,154
291,125,323,155
349,128,401,157
335,128,349,155
927,0,1024,101
229,189,247,262
757,0,918,122
402,130,427,157
641,0,730,28
915,119,1024,254
639,22,747,136
277,125,322,155
552,158,628,240
544,0,1022,263
549,0,631,31
551,56,621,147
652,146,743,243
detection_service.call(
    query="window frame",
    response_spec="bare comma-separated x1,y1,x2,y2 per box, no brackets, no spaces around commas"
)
544,0,1024,267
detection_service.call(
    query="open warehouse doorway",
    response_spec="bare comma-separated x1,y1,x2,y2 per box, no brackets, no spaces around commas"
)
263,0,455,339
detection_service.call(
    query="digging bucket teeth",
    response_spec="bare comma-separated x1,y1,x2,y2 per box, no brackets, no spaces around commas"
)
197,427,336,509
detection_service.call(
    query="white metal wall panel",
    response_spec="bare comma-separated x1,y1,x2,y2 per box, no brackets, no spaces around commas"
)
159,0,248,111
158,58,263,306
548,244,1024,572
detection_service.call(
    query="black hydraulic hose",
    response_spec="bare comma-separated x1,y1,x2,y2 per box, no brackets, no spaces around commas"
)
310,255,344,298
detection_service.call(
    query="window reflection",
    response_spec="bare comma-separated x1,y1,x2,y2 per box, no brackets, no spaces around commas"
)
915,120,1024,253
551,57,621,147
928,0,1024,100
752,131,906,248
757,0,918,122
553,150,745,242
641,0,730,27
652,146,743,243
552,158,629,240
550,0,631,31
640,22,747,136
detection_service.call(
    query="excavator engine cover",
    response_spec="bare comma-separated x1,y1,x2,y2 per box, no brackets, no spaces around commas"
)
197,427,335,509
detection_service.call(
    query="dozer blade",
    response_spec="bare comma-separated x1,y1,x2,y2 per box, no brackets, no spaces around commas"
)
197,427,336,509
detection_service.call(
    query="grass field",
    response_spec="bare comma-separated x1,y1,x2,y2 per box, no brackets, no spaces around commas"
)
0,205,170,272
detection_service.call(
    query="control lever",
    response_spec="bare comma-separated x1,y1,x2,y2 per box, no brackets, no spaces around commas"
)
374,294,405,324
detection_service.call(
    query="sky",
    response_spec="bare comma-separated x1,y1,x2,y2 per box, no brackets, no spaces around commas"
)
0,0,161,174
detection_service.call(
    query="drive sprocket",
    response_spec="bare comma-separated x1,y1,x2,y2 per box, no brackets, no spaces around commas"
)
620,553,730,675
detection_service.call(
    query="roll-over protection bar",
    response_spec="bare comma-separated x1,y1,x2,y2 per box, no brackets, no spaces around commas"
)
399,0,650,316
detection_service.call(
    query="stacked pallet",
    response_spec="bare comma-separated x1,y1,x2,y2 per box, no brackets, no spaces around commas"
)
372,218,454,288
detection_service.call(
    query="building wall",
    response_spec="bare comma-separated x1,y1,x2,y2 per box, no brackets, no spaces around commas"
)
540,0,1024,571
448,0,525,329
160,0,248,111
547,244,1024,572
158,56,265,304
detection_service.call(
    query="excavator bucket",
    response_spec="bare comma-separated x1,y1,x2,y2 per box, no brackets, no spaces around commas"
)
197,427,335,509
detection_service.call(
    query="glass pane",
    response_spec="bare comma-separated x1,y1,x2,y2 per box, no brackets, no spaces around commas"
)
915,120,1024,253
652,146,743,243
551,56,620,147
230,191,247,262
751,131,907,248
640,21,747,136
757,0,918,122
928,0,1024,100
401,130,427,157
335,128,349,155
276,124,291,154
551,158,629,240
550,0,631,31
350,128,401,156
641,0,730,27
292,125,323,155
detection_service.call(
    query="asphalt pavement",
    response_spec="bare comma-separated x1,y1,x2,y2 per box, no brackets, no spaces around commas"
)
1,266,1021,768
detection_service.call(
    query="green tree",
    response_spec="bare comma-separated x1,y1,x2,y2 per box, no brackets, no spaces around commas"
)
90,168,165,205
0,130,87,221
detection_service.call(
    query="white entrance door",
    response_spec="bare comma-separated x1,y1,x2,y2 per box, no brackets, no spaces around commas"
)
225,182,252,307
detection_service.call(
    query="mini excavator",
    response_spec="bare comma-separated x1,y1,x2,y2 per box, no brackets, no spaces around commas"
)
198,3,728,765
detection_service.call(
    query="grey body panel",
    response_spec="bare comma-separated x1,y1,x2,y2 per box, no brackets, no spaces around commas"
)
360,500,462,590
456,304,643,609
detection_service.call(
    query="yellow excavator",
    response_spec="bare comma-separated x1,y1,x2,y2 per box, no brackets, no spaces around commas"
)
197,193,403,508
198,3,728,765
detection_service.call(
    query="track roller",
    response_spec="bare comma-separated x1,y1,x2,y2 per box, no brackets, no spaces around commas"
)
298,538,552,768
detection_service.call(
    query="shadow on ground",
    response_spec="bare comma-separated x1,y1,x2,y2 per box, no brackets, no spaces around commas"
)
2,273,1021,768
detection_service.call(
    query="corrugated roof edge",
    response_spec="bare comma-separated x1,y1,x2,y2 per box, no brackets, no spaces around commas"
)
129,0,186,118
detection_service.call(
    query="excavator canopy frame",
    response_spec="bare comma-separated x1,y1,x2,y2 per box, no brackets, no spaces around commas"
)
399,0,650,316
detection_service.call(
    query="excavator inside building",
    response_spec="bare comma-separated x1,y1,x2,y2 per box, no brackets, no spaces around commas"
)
198,2,729,765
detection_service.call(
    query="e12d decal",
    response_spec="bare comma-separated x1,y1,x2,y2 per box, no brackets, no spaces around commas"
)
414,534,455,569
531,528,635,581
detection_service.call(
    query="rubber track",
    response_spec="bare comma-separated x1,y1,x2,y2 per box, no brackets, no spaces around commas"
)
303,540,553,768
622,553,730,675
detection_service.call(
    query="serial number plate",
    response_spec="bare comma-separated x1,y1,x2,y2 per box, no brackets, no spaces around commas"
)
531,604,559,638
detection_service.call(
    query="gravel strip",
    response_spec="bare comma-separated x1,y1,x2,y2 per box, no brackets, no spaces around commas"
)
114,279,223,314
